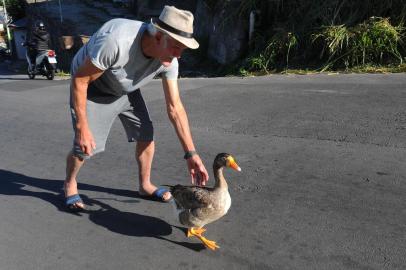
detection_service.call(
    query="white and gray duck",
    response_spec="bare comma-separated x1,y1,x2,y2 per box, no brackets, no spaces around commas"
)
168,153,241,250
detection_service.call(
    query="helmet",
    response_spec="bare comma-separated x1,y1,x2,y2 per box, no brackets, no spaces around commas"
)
36,21,45,31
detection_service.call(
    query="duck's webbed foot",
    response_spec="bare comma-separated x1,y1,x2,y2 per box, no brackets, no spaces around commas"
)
199,236,220,250
187,227,220,250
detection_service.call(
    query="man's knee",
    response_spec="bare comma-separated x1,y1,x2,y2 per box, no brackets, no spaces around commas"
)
136,140,154,155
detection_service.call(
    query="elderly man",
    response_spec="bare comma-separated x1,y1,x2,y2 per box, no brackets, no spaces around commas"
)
64,6,209,211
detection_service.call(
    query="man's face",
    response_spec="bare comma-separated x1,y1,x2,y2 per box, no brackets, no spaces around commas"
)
157,33,187,67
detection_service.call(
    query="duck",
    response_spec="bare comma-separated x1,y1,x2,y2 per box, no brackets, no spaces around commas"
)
168,153,241,250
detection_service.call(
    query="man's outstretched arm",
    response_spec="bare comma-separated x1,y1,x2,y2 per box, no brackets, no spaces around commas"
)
162,78,209,186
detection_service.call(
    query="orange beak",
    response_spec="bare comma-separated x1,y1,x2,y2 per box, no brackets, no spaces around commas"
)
228,157,241,172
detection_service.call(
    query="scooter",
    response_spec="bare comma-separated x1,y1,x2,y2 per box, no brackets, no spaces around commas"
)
23,42,57,80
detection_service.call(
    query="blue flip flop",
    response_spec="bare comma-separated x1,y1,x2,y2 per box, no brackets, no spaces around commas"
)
65,194,85,211
139,187,172,202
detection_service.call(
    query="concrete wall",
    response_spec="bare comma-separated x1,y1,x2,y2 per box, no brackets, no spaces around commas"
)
135,0,249,65
24,0,250,72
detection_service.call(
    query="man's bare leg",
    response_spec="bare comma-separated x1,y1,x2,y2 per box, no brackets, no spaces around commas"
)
64,151,86,209
136,141,171,201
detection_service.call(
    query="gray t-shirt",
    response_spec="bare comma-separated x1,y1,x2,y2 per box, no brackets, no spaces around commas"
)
71,18,178,96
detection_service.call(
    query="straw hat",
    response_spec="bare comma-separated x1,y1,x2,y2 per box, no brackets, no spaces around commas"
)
151,5,199,49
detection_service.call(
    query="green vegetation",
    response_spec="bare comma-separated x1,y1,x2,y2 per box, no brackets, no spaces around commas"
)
230,0,406,75
313,17,404,71
245,30,298,74
56,70,70,77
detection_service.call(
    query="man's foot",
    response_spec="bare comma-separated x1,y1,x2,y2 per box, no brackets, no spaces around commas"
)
64,181,85,211
139,185,172,202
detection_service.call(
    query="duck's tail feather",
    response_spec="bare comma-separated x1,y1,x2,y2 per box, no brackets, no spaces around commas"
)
162,184,182,209
169,195,185,221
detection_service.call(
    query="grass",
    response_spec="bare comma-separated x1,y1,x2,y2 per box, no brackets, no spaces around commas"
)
348,63,406,73
240,15,405,75
56,70,71,77
237,63,406,77
313,17,404,71
234,0,406,75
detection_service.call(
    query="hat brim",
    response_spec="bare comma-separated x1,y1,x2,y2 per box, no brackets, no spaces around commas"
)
151,19,199,49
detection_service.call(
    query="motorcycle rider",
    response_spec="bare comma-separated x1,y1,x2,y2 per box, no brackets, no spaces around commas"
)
28,21,51,71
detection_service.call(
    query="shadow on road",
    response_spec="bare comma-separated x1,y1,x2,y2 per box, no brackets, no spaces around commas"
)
0,169,205,251
0,77,32,80
87,198,205,251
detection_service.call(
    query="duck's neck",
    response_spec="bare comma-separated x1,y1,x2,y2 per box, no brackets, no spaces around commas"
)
213,166,228,189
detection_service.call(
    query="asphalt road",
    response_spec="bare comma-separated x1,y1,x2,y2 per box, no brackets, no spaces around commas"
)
0,71,405,270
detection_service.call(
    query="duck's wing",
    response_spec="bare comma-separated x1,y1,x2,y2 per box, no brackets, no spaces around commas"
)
171,185,213,210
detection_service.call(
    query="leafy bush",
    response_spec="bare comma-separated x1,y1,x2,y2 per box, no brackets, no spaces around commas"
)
236,0,406,73
313,17,404,70
243,30,298,73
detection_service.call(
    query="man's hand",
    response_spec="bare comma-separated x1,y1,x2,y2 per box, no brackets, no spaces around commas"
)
72,57,104,157
76,126,96,156
186,154,209,186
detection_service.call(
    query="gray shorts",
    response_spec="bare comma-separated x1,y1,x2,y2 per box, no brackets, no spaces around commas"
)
70,89,153,159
